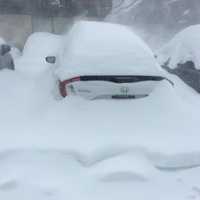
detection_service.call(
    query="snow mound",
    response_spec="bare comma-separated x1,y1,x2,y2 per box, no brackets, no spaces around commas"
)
90,152,157,182
15,32,63,74
56,21,164,80
157,25,200,69
1,149,200,200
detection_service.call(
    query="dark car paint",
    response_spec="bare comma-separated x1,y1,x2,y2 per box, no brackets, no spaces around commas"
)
0,44,14,71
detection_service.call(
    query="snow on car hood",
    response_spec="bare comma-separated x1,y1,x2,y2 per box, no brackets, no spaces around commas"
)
56,21,164,80
157,25,200,69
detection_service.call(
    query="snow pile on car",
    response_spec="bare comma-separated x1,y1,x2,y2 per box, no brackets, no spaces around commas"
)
56,21,164,80
157,25,200,69
15,32,63,74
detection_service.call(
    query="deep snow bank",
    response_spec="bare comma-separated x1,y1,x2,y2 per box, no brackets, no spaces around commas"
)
0,149,200,200
0,68,199,155
0,56,200,200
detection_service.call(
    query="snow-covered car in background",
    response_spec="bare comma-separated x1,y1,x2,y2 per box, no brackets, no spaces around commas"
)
15,32,62,74
0,38,14,71
157,25,200,93
46,21,170,100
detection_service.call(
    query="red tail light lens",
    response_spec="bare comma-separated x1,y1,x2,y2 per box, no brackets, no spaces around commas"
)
59,77,80,97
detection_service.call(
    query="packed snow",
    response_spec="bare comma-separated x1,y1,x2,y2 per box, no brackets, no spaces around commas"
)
0,21,200,200
157,25,200,69
55,21,164,81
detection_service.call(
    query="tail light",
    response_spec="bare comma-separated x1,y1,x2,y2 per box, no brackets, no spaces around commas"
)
59,77,80,97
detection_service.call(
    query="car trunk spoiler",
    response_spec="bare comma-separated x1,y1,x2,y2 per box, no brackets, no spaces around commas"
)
59,75,173,97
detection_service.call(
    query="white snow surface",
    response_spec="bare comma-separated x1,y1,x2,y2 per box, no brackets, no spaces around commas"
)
157,25,200,69
56,21,164,80
0,68,200,200
0,22,200,200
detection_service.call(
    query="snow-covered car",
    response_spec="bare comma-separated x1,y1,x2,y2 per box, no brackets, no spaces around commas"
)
15,32,62,74
0,38,14,71
46,21,170,100
157,25,200,93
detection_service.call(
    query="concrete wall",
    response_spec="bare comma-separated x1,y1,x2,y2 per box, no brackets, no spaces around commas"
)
32,15,73,34
0,14,73,49
0,14,32,49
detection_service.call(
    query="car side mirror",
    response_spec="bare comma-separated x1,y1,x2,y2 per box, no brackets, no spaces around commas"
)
1,44,11,56
45,56,56,64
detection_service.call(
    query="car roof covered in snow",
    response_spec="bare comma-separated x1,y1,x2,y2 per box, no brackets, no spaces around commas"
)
22,32,63,62
56,21,164,80
157,25,200,69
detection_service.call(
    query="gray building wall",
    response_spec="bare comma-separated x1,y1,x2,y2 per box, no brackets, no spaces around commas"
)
0,14,32,49
32,15,73,33
0,0,112,49
0,14,73,49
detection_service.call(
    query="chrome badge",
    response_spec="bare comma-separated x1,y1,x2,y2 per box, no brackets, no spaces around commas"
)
120,86,129,95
